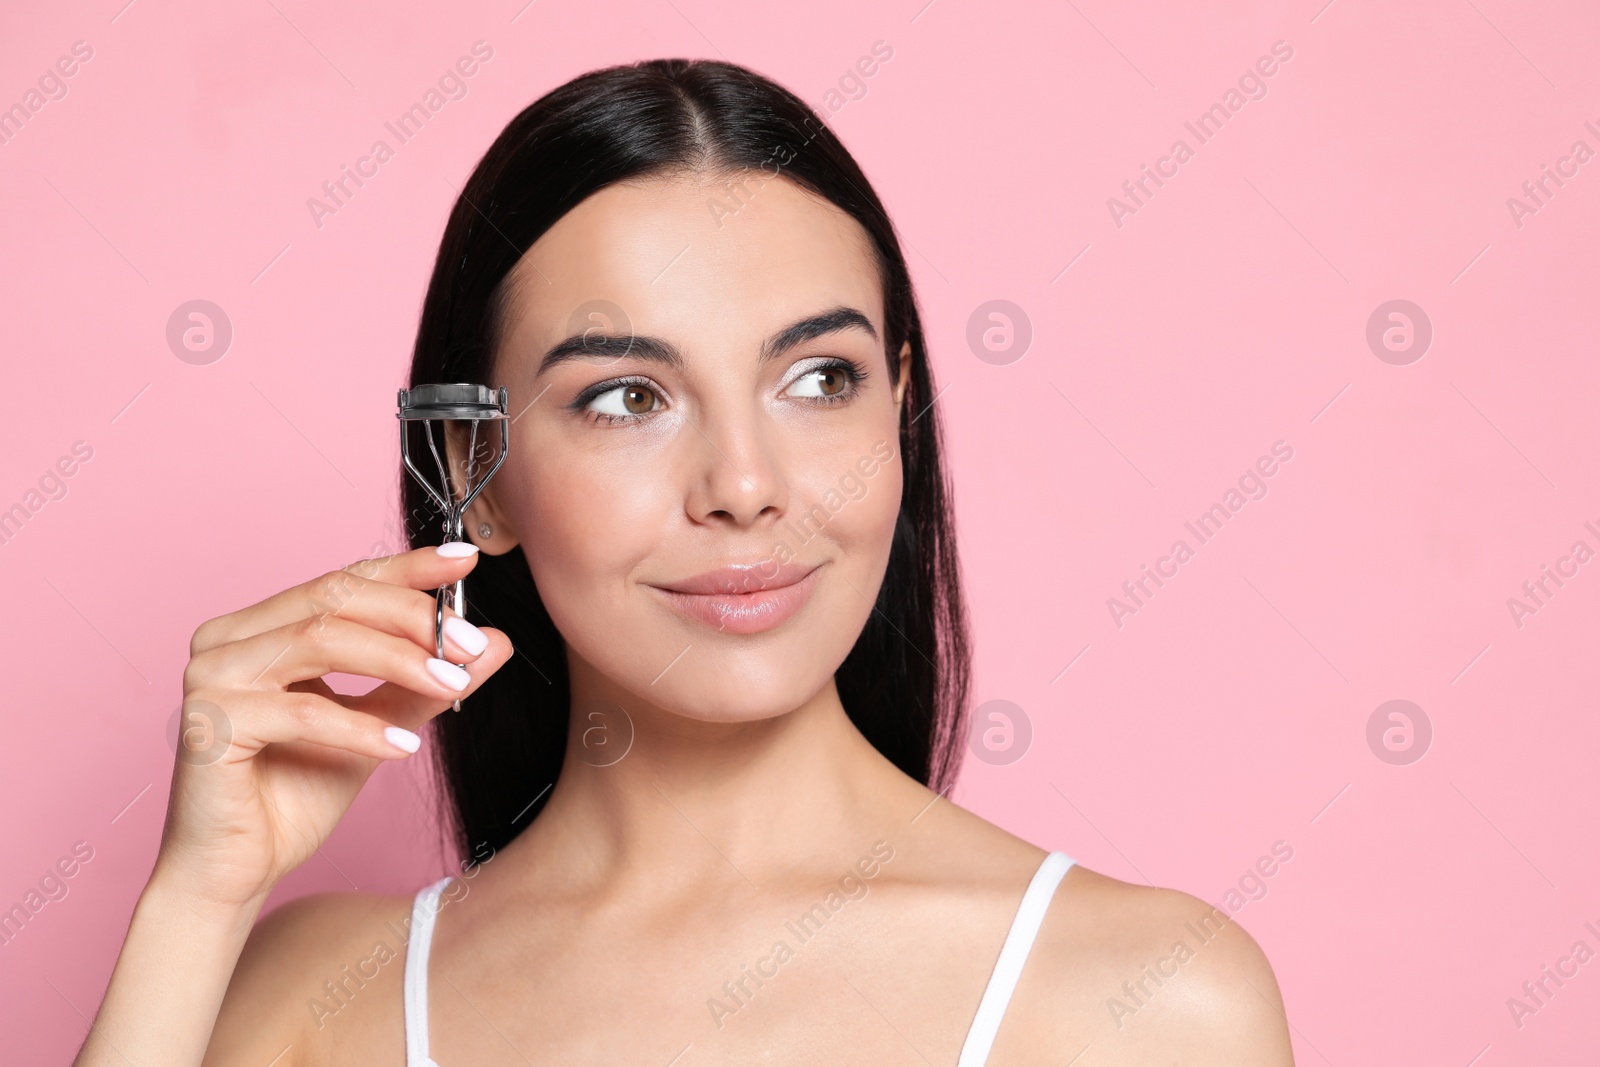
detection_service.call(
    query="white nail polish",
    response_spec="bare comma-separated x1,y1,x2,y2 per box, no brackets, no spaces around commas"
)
436,542,480,557
443,615,489,656
385,726,422,754
426,657,471,691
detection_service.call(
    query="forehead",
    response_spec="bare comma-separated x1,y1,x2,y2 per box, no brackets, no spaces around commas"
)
497,172,885,366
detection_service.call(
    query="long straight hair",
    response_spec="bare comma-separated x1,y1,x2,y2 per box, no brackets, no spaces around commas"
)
402,58,970,859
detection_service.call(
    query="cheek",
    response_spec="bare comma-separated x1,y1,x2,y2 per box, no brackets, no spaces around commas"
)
860,454,902,571
832,449,900,559
786,436,902,590
847,433,902,515
512,443,670,625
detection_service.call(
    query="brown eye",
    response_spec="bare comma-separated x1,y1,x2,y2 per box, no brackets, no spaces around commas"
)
587,381,661,419
785,363,857,401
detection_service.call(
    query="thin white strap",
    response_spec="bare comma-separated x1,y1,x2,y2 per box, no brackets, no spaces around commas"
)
403,876,454,1067
956,851,1076,1067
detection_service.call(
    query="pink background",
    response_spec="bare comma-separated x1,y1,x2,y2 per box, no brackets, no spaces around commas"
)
3,0,1597,1062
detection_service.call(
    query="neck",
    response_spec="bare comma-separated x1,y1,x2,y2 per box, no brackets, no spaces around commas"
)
503,648,919,895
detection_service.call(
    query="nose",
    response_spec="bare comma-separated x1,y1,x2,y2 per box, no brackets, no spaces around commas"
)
682,403,789,530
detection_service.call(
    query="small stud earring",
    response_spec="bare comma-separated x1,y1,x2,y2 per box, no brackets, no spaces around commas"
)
478,522,493,538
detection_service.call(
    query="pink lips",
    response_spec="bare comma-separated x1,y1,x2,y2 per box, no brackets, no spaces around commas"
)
647,561,823,634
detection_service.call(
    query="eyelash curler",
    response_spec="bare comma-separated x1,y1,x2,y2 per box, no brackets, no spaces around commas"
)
397,383,509,711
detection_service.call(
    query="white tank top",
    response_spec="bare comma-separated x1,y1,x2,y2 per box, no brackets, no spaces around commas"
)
403,850,1075,1066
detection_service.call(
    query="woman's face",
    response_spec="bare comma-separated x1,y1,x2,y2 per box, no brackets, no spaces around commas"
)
473,171,910,723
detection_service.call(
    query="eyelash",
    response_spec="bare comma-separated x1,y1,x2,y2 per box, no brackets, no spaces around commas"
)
571,358,871,426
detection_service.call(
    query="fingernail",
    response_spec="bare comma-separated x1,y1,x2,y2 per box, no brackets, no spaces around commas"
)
427,657,472,691
384,726,422,754
437,542,480,558
443,615,489,656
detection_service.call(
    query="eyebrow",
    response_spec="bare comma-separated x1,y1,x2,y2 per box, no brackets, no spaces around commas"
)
535,305,878,375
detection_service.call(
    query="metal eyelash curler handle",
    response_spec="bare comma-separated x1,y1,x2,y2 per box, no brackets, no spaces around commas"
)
397,383,510,710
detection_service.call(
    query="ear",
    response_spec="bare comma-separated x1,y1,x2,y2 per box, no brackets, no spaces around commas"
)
464,486,518,555
444,423,519,555
892,339,912,410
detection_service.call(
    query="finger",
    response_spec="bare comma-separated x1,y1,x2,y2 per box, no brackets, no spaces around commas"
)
250,567,490,665
190,542,484,655
188,613,477,704
182,688,425,765
339,627,515,732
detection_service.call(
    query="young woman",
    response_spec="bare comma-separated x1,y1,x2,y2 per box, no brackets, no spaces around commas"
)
77,59,1294,1066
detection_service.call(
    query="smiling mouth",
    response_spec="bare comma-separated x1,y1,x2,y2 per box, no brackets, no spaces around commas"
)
646,561,824,634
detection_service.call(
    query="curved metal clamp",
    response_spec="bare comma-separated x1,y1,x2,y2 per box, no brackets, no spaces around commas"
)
397,383,510,710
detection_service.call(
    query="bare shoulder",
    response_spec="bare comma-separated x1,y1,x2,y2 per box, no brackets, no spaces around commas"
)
891,784,1293,1061
204,888,416,1067
1011,865,1295,1065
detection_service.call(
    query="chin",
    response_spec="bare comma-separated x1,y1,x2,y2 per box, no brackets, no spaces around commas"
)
568,597,870,724
653,653,837,723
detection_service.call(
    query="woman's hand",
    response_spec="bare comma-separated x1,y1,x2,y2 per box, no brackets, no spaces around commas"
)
71,543,512,1067
153,543,512,912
